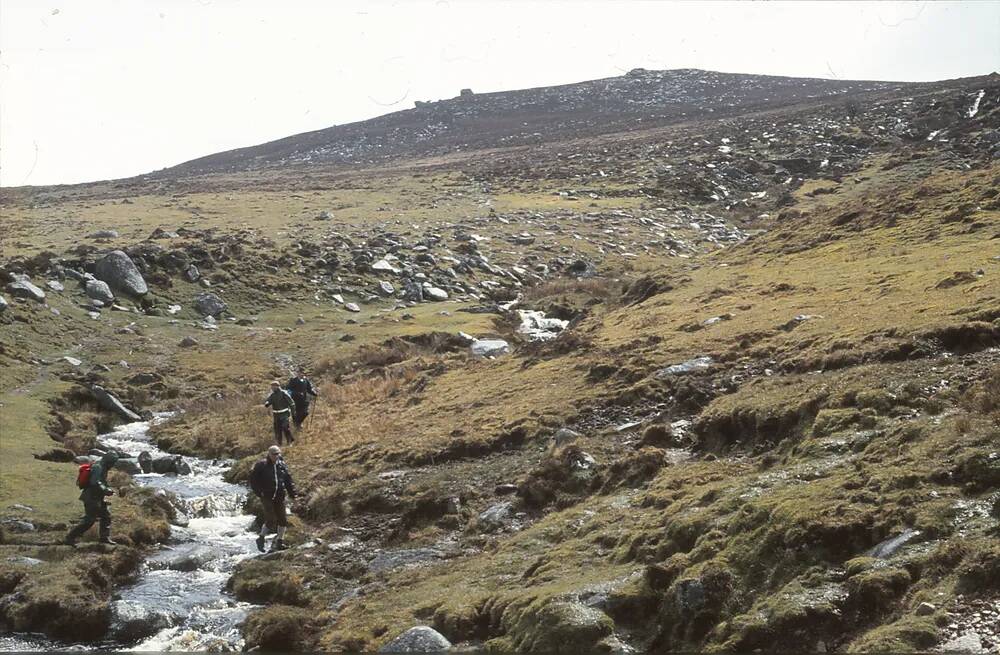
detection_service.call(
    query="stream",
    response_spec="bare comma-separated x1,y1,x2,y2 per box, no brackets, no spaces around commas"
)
1,415,258,651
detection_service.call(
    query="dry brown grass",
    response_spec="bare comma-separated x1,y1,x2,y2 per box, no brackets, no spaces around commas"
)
522,277,620,304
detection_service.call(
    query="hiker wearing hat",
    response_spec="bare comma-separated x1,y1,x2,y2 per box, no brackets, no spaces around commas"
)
264,380,296,445
286,367,318,429
249,445,297,552
65,451,120,546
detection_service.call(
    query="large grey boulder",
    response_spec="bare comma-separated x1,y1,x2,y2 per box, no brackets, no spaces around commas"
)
109,599,172,643
471,339,510,358
477,501,514,532
95,250,148,296
152,455,192,475
5,274,45,302
423,285,449,301
194,292,227,317
115,458,142,475
91,385,141,422
85,279,115,304
378,626,452,653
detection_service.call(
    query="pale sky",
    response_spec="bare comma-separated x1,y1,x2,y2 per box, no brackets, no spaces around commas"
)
1,1,998,187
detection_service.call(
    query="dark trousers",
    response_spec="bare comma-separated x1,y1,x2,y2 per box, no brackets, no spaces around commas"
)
260,496,288,532
67,499,111,541
292,401,309,428
272,412,294,444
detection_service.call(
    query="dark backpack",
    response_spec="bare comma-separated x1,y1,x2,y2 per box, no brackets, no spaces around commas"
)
77,462,92,489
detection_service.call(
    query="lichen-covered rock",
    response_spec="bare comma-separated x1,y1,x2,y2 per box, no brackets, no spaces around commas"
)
95,250,148,296
378,625,452,652
504,601,614,652
193,292,227,317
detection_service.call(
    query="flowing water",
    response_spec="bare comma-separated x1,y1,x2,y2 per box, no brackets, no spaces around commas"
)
0,416,259,652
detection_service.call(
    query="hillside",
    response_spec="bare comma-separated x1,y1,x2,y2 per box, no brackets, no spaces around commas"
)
1,69,999,652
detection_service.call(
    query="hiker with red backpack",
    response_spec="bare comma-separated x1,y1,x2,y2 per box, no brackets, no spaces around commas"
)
65,451,120,546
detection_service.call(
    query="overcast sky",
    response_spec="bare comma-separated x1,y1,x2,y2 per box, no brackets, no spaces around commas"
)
2,0,998,187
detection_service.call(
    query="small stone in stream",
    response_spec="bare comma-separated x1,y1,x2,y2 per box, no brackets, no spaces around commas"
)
377,626,452,653
179,336,199,347
5,274,46,302
151,455,191,475
345,302,361,313
915,602,936,616
85,279,115,303
115,458,142,475
495,483,518,496
95,250,148,296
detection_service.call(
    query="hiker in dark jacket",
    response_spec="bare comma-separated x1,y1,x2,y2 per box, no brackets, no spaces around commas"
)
287,368,318,428
65,451,120,546
264,380,296,445
249,445,297,552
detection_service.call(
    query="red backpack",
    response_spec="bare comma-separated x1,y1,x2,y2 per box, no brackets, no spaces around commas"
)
77,462,92,489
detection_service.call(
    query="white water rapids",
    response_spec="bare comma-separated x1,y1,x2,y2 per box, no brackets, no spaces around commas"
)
1,416,259,651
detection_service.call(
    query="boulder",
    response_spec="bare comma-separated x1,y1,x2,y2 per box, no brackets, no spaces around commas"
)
85,279,115,303
152,455,192,475
477,501,514,532
95,250,148,296
183,264,201,283
5,274,45,302
377,281,395,296
138,451,153,474
553,428,583,447
0,519,35,533
46,280,65,292
91,385,141,422
471,339,510,357
88,230,119,239
109,599,173,643
194,293,227,317
372,259,400,275
179,336,199,348
401,280,424,302
654,356,713,378
115,458,142,475
423,286,449,301
368,548,444,574
378,626,452,653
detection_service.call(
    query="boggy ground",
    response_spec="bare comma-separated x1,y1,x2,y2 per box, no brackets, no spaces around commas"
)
1,71,998,650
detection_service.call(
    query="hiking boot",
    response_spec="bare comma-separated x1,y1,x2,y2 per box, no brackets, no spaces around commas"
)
269,539,288,552
255,535,266,553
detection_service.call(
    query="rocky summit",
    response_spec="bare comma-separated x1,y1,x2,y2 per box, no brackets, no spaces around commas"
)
0,68,999,654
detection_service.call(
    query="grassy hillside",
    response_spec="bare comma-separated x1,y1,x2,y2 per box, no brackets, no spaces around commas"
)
1,70,998,649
